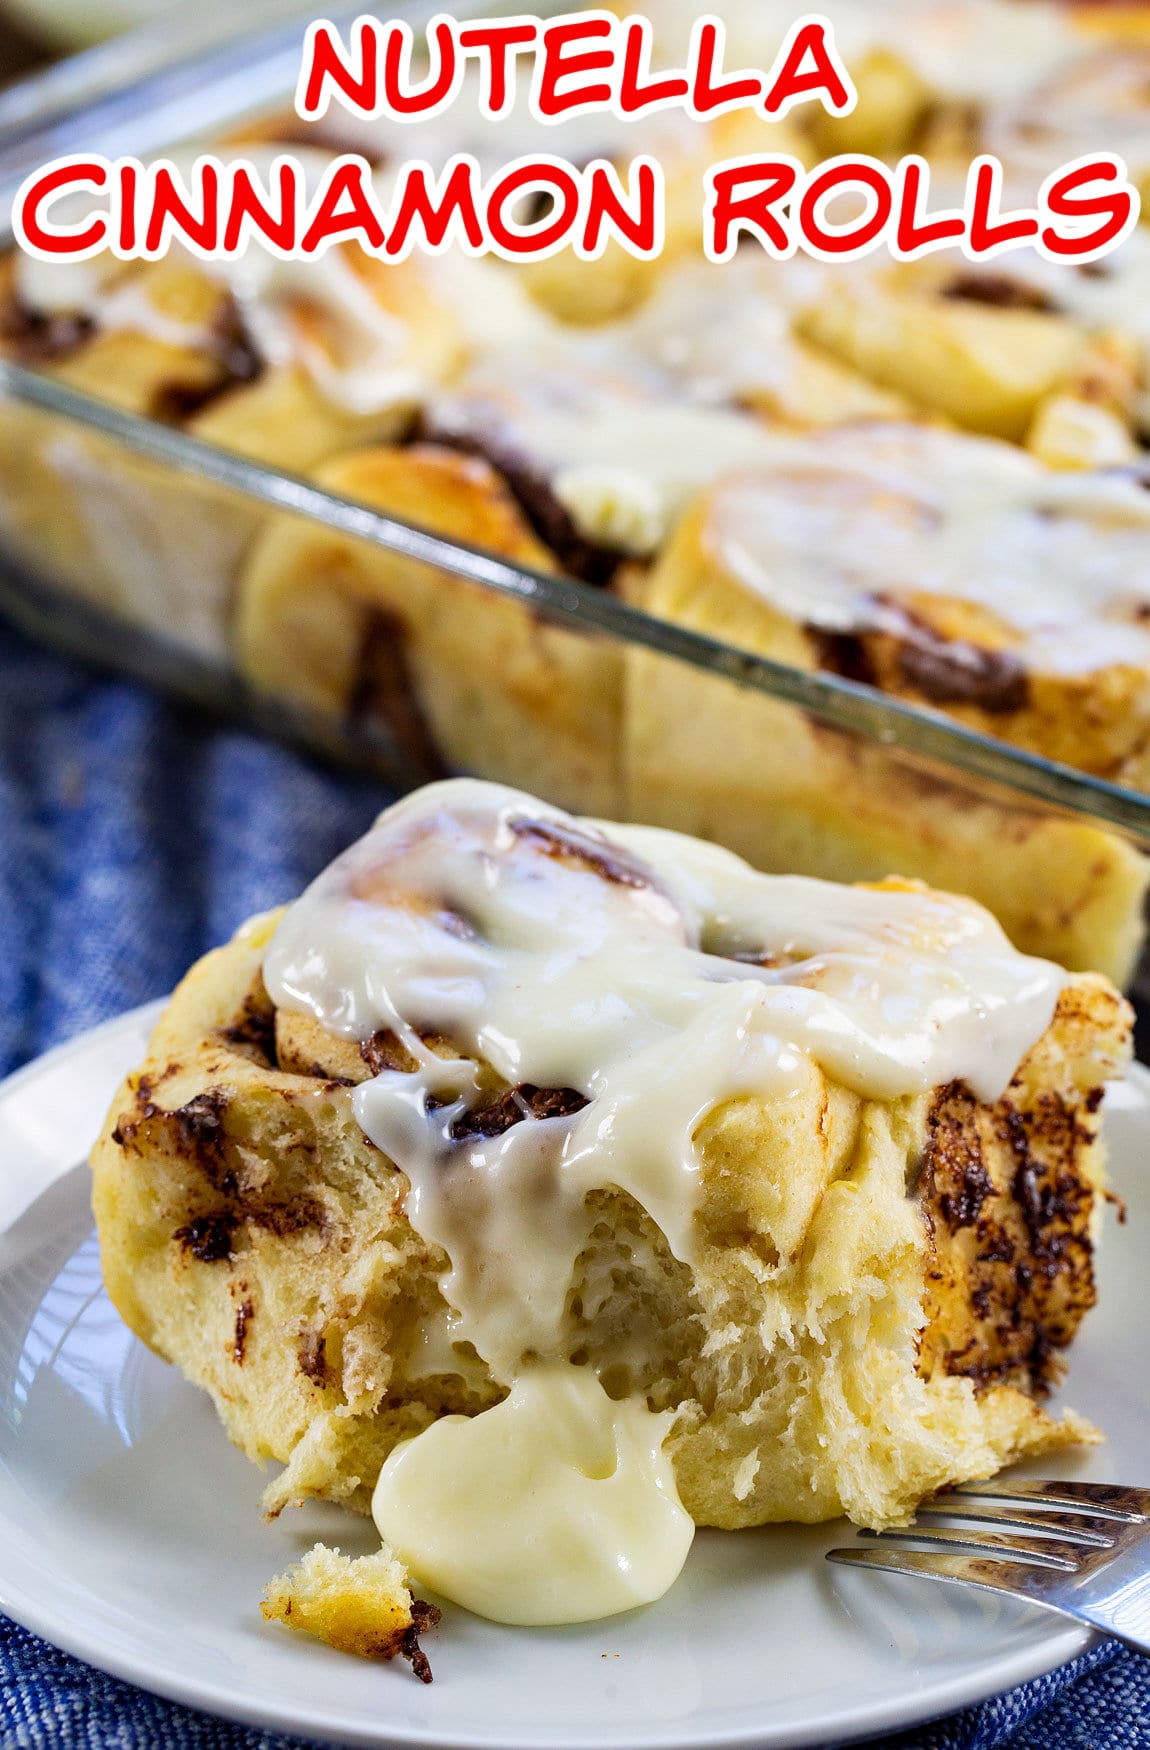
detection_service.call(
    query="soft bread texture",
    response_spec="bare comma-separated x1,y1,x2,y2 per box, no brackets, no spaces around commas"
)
91,904,1130,1537
260,1541,438,1678
624,486,1150,986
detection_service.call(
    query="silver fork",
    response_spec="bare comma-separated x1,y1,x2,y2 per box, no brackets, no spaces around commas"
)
827,1479,1150,1652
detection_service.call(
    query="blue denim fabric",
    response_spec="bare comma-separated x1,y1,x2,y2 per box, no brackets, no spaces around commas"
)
0,619,1140,1749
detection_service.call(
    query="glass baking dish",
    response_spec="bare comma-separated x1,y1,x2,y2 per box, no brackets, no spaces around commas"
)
2,2,1150,999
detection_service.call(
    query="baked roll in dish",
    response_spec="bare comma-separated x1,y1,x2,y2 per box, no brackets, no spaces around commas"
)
626,422,1150,983
234,295,910,820
562,255,913,435
0,147,467,653
795,258,1141,446
92,780,1131,1648
234,344,794,818
238,440,629,816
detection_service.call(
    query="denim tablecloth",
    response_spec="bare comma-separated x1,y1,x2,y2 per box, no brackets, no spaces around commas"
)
1,616,1146,1750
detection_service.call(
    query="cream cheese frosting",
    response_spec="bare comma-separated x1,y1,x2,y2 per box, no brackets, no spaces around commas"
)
14,145,444,418
426,362,787,556
985,41,1150,197
372,1366,694,1626
263,779,1063,1624
710,424,1150,677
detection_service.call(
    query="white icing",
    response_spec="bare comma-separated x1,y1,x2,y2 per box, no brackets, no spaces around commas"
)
13,145,440,417
425,251,562,353
987,42,1150,194
372,1366,694,1626
210,246,425,416
613,256,830,408
427,363,787,555
710,423,1150,677
96,278,217,350
890,0,1076,103
264,780,1062,1620
550,462,667,556
1042,238,1150,358
417,252,865,555
943,231,1150,374
15,252,123,318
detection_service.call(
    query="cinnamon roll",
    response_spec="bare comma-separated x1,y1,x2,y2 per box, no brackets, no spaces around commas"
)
91,780,1130,1646
0,146,467,654
627,423,1150,981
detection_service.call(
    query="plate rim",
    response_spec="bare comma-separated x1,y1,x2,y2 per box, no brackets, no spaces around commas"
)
0,1001,1111,1750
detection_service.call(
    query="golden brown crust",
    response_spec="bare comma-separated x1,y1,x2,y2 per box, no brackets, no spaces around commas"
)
236,444,627,818
260,1543,439,1679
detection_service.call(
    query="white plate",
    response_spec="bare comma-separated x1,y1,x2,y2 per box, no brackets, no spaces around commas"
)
1,1004,1146,1750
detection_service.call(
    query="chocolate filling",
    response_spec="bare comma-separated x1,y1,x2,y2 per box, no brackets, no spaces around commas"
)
403,1600,441,1684
1,297,95,365
116,1084,329,1241
165,1089,229,1163
232,1296,254,1365
298,1329,328,1385
359,1030,414,1076
359,1028,463,1077
894,617,1029,714
152,295,264,423
173,1211,237,1263
807,627,879,688
812,602,1029,715
919,1075,1099,1395
348,608,448,781
1,280,264,424
414,416,629,587
450,1082,590,1141
509,815,654,889
219,989,278,1066
939,272,1057,315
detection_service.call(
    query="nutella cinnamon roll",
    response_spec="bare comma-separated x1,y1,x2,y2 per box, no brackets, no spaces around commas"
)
628,423,1150,982
91,780,1130,1648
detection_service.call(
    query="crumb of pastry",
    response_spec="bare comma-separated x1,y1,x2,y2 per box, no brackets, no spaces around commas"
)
260,1542,439,1680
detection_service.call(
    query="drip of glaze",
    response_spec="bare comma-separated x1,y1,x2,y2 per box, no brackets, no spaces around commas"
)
372,1366,694,1626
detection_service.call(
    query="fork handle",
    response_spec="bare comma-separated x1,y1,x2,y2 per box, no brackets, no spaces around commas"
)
1064,1552,1150,1656
1073,1597,1150,1655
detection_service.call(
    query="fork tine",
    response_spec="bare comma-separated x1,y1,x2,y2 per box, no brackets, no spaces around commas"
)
951,1480,1150,1522
857,1524,1082,1570
826,1544,1059,1605
915,1501,1116,1546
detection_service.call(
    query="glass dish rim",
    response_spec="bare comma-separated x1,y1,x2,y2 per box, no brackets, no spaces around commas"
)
3,357,1150,844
